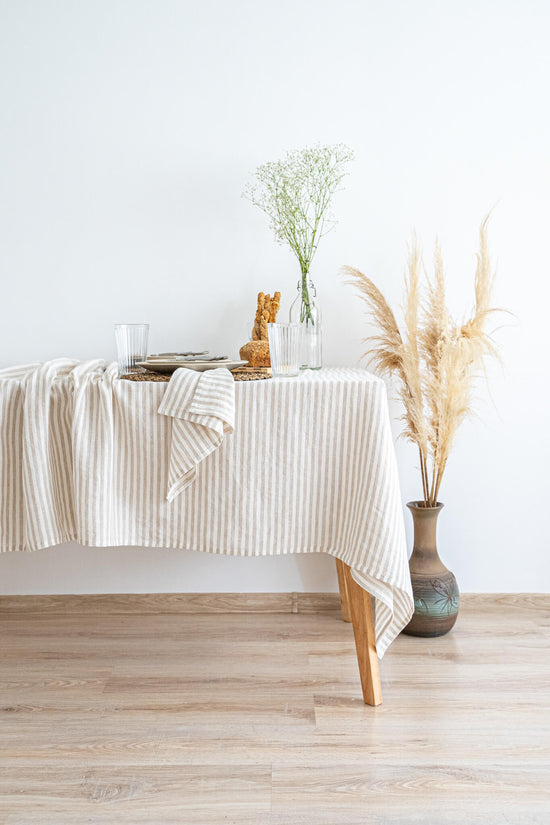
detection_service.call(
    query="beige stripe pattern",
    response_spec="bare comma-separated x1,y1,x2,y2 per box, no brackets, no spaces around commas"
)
0,360,413,656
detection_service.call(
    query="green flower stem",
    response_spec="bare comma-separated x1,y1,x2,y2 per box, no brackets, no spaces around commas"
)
300,272,315,326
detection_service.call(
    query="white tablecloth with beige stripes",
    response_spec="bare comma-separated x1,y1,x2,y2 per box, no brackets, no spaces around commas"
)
0,360,413,656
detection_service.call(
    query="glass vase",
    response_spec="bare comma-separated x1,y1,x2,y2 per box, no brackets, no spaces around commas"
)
289,275,322,370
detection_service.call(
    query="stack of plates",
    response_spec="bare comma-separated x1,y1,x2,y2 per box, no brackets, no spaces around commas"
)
138,353,248,374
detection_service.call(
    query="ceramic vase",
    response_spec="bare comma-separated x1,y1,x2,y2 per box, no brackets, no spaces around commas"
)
402,501,459,637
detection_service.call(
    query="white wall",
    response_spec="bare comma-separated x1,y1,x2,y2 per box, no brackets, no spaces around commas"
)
1,0,548,594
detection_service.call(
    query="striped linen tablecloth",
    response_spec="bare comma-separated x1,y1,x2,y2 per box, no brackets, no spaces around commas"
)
0,360,413,656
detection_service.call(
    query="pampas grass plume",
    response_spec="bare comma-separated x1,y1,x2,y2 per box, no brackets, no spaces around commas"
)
344,217,500,506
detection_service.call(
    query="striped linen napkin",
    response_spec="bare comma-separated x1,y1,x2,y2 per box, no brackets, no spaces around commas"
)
157,367,235,501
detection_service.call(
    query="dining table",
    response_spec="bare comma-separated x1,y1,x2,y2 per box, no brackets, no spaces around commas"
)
0,359,413,705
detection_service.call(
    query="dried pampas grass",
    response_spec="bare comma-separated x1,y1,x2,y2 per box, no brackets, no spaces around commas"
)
343,216,501,507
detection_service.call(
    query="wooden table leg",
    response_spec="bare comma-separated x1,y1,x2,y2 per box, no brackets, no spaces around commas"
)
335,558,352,622
343,563,383,706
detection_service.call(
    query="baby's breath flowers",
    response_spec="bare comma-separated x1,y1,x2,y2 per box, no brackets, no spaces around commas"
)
244,144,354,324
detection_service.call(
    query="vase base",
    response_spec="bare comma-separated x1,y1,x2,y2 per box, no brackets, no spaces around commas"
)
402,610,458,638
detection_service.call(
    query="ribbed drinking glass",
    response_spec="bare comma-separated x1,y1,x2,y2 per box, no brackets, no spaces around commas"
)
114,324,149,377
267,323,303,377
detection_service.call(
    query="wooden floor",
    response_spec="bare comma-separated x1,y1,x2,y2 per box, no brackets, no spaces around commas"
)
1,594,549,824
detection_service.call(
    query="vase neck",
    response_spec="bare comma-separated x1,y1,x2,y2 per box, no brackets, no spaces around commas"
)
298,274,315,289
407,502,445,569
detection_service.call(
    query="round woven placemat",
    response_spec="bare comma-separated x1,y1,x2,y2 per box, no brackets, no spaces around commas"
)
121,369,271,382
231,368,271,381
121,371,170,382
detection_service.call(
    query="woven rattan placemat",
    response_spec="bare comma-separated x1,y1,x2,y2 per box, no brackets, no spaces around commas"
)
121,368,271,382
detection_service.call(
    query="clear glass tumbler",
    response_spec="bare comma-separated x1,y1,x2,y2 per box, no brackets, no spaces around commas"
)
114,323,149,377
267,323,303,378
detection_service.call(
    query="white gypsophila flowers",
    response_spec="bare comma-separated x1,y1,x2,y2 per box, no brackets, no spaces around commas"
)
244,143,354,276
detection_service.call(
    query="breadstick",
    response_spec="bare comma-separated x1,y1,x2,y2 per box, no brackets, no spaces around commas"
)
270,291,281,322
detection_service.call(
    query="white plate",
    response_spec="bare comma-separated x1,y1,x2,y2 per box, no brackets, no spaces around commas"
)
137,359,248,374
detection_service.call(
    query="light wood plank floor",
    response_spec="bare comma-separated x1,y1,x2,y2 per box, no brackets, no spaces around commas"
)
1,594,549,824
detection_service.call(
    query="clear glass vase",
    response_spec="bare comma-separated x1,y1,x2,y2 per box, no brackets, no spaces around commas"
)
289,275,322,370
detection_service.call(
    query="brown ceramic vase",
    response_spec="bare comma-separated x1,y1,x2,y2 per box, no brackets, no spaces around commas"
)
402,501,459,637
